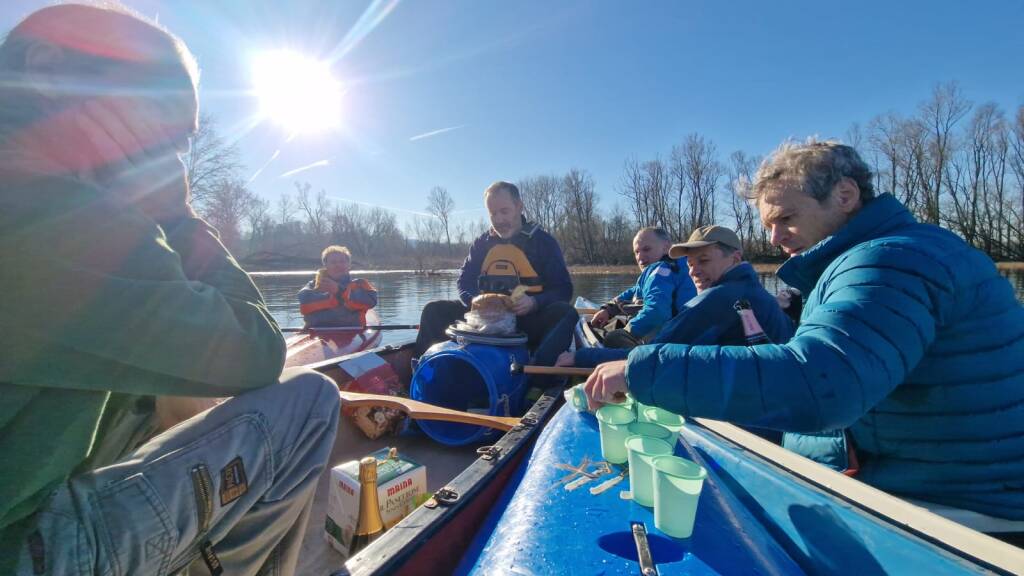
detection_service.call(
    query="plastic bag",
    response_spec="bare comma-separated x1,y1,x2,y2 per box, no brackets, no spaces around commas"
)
461,308,517,334
337,352,407,439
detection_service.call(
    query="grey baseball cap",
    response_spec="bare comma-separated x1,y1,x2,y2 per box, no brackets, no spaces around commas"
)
669,225,742,258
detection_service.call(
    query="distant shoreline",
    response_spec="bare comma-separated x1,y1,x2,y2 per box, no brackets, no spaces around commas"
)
569,262,782,275
569,261,1024,275
248,261,1024,276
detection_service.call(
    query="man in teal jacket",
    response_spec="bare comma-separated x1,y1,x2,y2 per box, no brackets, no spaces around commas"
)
585,140,1024,519
0,6,339,574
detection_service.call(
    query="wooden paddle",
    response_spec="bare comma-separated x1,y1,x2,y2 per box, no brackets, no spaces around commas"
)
576,307,600,315
337,390,521,431
281,324,419,333
509,362,594,377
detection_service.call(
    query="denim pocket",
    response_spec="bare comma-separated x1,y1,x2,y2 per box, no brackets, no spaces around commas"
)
13,495,90,576
93,473,177,576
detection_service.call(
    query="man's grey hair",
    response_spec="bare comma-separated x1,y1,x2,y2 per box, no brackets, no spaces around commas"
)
636,226,671,244
484,181,521,202
749,138,875,204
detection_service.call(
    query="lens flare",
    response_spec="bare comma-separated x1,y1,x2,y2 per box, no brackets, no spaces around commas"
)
251,50,342,134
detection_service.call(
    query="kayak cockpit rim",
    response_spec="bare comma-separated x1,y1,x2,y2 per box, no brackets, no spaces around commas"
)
690,418,1024,574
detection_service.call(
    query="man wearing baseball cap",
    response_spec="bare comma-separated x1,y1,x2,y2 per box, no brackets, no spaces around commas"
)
661,225,792,344
562,225,792,368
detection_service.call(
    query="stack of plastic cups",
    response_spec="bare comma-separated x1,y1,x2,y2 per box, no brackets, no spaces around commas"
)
635,401,652,422
643,407,685,444
621,393,637,416
651,455,708,538
626,422,672,443
595,405,636,464
624,434,674,507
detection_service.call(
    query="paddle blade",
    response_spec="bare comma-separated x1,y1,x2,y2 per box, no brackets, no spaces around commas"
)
337,390,520,431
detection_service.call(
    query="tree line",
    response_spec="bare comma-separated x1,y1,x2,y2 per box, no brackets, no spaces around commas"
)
190,81,1024,270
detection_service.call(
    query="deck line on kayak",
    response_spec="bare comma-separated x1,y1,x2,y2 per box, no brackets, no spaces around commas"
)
694,418,1024,574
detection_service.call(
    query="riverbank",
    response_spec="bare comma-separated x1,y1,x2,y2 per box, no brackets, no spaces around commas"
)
569,263,782,275
568,261,1024,275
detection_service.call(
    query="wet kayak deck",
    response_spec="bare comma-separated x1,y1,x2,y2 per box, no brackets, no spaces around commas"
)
455,404,802,575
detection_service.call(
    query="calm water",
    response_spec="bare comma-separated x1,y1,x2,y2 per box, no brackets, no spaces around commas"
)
253,269,1024,347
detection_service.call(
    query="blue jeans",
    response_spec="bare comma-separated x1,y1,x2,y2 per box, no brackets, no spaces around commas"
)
14,368,340,576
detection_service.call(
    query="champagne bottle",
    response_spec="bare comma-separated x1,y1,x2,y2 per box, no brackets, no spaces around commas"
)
733,299,771,345
350,456,385,554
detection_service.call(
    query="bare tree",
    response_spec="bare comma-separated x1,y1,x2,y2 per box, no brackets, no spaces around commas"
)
294,182,330,240
199,179,253,251
426,186,455,254
560,168,601,264
518,175,563,232
918,81,972,224
727,150,767,257
185,113,243,210
673,133,722,234
406,215,446,272
245,195,272,253
1010,105,1024,257
619,157,670,232
277,192,296,225
602,204,635,264
845,122,864,150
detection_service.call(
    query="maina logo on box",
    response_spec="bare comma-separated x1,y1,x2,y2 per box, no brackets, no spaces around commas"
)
339,481,354,496
387,478,413,497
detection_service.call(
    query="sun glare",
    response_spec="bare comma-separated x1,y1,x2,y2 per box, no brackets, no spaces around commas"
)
252,50,343,135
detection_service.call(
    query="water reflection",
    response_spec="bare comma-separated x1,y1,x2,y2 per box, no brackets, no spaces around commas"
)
252,269,1024,347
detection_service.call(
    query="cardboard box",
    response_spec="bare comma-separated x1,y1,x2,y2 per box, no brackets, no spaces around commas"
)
325,447,428,558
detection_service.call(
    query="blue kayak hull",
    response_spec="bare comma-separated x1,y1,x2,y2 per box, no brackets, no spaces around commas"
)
456,404,804,575
457,402,1003,575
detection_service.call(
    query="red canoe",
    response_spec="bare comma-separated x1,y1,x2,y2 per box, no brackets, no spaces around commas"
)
284,309,384,368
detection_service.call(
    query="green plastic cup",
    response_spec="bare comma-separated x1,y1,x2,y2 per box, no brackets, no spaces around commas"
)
625,436,674,507
643,407,685,444
635,401,652,422
626,422,673,442
652,455,707,538
622,393,637,415
596,405,636,464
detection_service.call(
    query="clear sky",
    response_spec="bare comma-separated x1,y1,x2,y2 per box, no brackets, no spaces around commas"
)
2,0,1022,229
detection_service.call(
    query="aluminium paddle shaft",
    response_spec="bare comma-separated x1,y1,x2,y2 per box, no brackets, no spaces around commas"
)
280,324,419,333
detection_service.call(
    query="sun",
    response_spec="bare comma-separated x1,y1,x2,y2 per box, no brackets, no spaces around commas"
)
251,50,343,135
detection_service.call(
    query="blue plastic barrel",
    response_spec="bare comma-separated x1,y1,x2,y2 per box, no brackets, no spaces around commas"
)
410,336,529,446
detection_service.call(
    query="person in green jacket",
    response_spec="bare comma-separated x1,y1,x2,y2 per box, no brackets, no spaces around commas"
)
0,5,339,574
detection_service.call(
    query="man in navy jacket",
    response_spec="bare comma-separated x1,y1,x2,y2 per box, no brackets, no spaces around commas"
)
585,140,1024,519
567,226,791,368
414,181,577,368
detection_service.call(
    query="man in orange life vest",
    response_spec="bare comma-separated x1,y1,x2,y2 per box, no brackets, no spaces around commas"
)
298,245,378,327
415,181,578,367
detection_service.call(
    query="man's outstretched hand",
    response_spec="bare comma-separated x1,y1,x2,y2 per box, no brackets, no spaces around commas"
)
583,359,629,411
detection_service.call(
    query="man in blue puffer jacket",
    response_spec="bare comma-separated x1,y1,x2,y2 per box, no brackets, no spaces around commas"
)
584,139,1024,519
